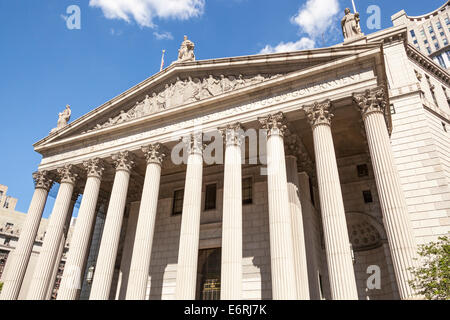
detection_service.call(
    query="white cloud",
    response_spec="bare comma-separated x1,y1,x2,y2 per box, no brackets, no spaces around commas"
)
259,0,341,54
89,0,205,28
153,31,174,40
291,0,341,38
259,37,316,54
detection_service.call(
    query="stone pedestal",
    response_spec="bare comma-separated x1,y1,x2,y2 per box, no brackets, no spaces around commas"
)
0,171,53,300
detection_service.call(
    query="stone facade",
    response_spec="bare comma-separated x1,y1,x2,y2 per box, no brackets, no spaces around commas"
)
1,8,449,301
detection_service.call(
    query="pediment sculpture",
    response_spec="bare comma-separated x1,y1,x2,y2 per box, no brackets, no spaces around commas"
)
86,73,283,133
51,105,71,134
341,8,363,41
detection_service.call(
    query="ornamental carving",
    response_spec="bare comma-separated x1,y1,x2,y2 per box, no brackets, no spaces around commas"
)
83,158,105,179
259,112,288,137
57,164,78,185
33,170,54,191
304,100,333,128
142,143,167,165
353,87,387,118
112,151,135,172
86,73,283,133
219,123,244,147
183,134,204,155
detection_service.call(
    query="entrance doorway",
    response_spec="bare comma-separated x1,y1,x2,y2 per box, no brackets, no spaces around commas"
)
196,248,221,300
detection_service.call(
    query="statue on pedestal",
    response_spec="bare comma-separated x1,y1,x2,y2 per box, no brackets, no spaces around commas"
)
341,8,363,41
177,35,195,62
51,105,71,133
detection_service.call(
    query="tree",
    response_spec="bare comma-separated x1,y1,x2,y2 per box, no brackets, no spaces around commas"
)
0,282,3,293
409,236,450,300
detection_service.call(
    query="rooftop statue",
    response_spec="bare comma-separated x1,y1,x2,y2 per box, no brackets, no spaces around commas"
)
341,8,363,41
51,105,71,134
177,35,195,62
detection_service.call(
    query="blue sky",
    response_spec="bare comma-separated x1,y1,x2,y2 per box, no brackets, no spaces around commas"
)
0,0,446,218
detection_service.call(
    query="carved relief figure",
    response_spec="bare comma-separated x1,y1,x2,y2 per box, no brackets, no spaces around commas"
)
177,35,196,62
341,8,363,40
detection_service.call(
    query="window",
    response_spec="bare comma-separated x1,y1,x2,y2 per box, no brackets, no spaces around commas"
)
410,30,416,38
3,197,10,209
429,25,435,34
435,42,440,50
437,21,443,30
444,38,449,46
363,190,373,203
390,104,397,114
172,189,184,215
204,184,217,210
242,177,253,205
436,55,446,68
427,46,432,54
5,222,13,230
357,164,369,177
413,39,418,45
424,39,429,44
441,31,446,37
446,51,450,60
446,17,450,25
4,238,11,246
432,35,437,41
420,29,426,37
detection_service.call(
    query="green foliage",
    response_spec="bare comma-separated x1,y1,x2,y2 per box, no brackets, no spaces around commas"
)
0,282,3,293
409,236,450,300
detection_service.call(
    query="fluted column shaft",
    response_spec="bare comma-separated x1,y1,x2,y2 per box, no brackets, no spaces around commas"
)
175,135,203,300
285,154,310,300
90,152,134,300
220,124,243,300
126,145,165,300
259,113,297,300
305,101,358,300
355,88,418,299
58,159,104,300
27,165,78,300
0,172,53,300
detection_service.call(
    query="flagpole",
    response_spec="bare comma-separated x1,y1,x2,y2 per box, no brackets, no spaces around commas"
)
351,0,357,13
160,49,166,72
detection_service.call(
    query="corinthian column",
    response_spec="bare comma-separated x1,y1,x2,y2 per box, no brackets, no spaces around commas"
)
284,134,310,300
354,87,418,299
304,101,358,300
219,123,243,300
57,158,105,300
126,144,166,300
90,152,134,300
175,134,204,300
0,171,53,300
259,113,297,300
27,165,78,300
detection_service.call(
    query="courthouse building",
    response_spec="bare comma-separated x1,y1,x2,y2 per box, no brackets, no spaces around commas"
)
0,5,449,301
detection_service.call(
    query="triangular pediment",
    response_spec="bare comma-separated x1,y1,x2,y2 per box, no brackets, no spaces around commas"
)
34,43,383,151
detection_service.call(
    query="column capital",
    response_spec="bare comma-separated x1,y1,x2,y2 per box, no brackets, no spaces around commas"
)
258,112,288,137
83,158,105,179
183,134,204,155
219,123,244,147
353,87,387,119
304,100,334,128
141,143,167,166
57,164,79,186
32,171,54,191
112,151,135,173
